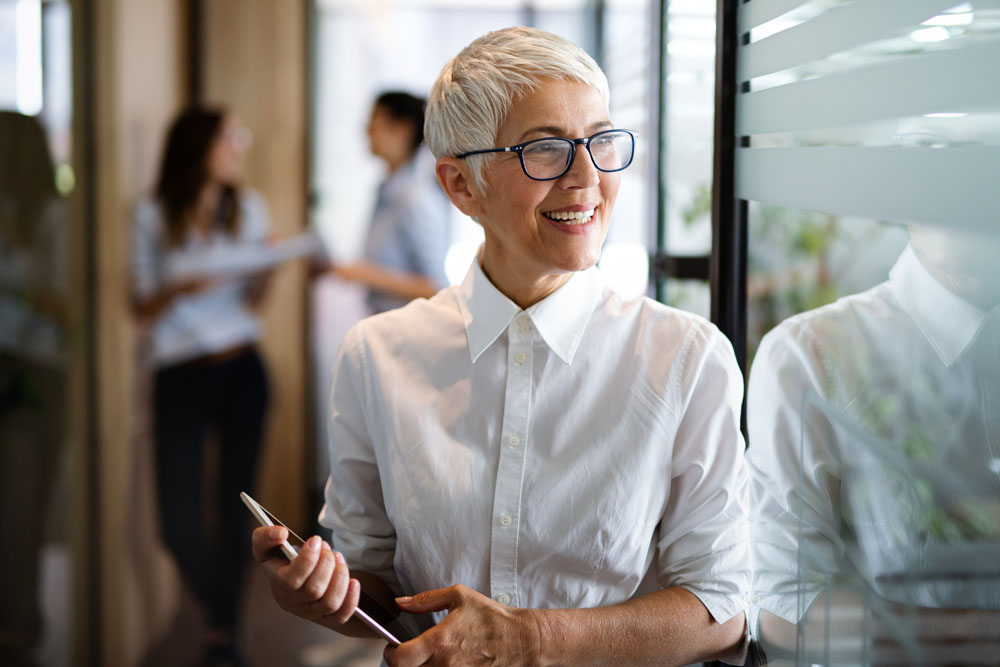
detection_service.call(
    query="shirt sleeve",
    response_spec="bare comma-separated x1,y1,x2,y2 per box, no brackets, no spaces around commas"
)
319,324,403,593
656,322,750,624
398,179,451,290
131,198,163,301
239,189,272,244
746,322,844,628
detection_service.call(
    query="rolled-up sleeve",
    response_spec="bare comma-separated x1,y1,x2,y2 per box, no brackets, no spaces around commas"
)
319,324,402,593
657,324,750,624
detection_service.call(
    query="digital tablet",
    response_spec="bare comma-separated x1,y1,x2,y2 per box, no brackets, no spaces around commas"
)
240,491,415,645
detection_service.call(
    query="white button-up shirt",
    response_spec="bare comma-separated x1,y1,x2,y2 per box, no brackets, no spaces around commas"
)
131,190,270,367
747,244,1000,631
320,259,749,632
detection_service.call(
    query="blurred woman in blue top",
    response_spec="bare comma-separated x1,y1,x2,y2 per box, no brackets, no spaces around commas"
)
131,107,271,666
333,91,451,313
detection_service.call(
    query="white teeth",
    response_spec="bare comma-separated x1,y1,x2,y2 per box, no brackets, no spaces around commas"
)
544,209,595,225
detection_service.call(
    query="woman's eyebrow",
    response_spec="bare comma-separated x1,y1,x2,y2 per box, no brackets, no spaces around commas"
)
517,120,613,142
518,126,565,140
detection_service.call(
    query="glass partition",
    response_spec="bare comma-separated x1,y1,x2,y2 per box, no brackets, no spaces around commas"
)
739,1,1000,663
1,1,90,664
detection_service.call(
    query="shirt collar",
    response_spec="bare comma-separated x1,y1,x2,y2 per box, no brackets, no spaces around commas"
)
456,257,603,365
890,243,995,366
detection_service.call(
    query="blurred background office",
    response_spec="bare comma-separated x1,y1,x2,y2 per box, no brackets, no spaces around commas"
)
0,0,997,666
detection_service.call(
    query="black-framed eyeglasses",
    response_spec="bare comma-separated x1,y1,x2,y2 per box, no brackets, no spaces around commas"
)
455,128,637,181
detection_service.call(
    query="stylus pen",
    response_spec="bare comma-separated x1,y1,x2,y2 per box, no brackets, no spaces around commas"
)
354,607,403,645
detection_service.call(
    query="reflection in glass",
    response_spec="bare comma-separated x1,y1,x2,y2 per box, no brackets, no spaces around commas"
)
664,278,709,320
747,207,908,363
1,2,77,664
747,227,1000,664
0,110,69,667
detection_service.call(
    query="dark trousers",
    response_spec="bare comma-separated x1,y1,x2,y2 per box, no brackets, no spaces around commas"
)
153,346,269,634
0,359,63,667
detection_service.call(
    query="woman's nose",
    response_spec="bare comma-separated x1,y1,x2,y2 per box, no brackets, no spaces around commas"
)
560,144,600,188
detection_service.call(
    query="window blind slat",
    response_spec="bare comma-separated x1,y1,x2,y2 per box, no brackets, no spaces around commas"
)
737,0,807,35
736,146,999,229
738,0,955,82
737,39,1000,135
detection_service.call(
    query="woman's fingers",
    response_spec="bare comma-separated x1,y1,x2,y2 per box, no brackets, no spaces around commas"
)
300,540,336,601
327,576,361,625
395,584,467,614
319,551,353,616
251,526,289,567
280,535,326,591
251,531,363,628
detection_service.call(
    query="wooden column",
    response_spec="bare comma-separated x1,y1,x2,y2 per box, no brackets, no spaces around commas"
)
200,0,310,528
90,0,187,663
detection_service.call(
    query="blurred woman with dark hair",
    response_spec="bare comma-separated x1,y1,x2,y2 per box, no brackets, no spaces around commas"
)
333,91,452,314
132,107,271,666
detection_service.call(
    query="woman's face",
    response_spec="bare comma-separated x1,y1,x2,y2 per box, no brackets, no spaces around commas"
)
367,105,414,167
909,224,1000,309
206,116,250,185
474,79,621,297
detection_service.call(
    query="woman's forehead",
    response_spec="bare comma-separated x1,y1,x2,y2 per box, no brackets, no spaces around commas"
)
500,80,610,140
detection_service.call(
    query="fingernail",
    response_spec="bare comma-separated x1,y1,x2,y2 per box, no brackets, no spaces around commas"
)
269,527,282,540
334,551,345,564
307,536,321,551
321,541,332,552
395,596,413,604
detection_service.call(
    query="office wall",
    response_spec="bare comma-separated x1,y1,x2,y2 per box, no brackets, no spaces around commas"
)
200,0,310,527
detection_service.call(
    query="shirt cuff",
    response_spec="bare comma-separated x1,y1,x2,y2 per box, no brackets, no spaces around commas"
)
682,585,750,665
681,584,749,625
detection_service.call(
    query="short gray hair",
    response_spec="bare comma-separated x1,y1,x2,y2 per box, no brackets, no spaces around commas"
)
425,26,610,192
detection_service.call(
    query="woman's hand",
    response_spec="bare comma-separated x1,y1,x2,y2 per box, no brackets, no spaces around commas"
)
242,270,274,308
173,276,216,295
384,585,541,667
251,527,361,629
132,276,216,321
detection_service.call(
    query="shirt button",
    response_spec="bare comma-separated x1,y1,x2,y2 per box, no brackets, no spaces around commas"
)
507,435,521,447
497,593,511,605
514,352,527,365
517,316,531,333
499,514,512,526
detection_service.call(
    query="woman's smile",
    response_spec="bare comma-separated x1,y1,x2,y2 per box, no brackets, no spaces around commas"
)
541,203,598,225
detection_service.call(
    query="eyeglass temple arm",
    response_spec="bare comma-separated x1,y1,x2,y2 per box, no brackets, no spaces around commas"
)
456,146,516,158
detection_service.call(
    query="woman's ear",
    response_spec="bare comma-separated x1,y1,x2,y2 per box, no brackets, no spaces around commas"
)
436,157,484,219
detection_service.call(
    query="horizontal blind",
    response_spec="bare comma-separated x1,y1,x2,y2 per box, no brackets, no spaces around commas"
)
734,0,1000,231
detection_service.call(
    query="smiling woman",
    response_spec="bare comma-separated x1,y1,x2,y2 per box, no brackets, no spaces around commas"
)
252,26,750,667
440,79,623,307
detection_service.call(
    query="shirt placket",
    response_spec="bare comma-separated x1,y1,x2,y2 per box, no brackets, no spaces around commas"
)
488,313,534,607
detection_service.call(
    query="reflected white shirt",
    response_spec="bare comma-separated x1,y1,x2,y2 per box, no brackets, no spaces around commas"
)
320,259,749,631
747,244,1000,629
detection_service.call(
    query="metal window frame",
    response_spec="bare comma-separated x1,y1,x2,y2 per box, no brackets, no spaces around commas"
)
710,0,747,375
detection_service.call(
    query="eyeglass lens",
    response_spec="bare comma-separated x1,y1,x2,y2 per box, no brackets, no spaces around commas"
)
521,130,633,180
